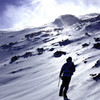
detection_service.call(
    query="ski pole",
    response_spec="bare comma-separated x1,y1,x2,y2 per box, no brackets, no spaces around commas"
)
58,77,60,87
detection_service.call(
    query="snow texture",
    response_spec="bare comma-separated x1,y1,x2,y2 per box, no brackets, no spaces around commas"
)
0,13,100,100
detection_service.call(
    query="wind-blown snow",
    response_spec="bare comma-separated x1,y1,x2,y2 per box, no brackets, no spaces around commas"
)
0,13,100,100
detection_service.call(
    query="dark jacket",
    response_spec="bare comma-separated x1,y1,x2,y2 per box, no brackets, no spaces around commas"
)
60,61,75,77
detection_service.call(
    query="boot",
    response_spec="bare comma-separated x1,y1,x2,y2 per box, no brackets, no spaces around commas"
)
59,91,63,96
64,94,67,98
63,90,67,98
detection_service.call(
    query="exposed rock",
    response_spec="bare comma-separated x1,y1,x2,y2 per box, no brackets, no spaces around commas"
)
10,56,19,64
93,43,100,49
49,48,55,51
41,34,49,37
53,51,66,57
1,44,9,49
85,32,91,36
37,48,45,55
59,39,71,46
53,28,63,33
93,60,100,68
82,43,90,47
84,60,88,63
22,52,32,58
1,42,16,49
90,73,100,81
25,31,42,39
94,37,100,42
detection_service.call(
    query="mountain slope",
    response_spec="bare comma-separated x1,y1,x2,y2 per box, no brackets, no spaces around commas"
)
0,13,100,100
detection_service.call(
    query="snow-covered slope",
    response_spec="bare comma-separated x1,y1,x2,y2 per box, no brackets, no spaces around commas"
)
0,13,100,100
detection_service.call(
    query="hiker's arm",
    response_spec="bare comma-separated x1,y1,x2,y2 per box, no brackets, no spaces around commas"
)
59,69,63,78
59,64,66,78
59,64,65,78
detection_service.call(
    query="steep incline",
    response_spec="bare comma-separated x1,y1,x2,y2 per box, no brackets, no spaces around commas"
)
0,14,100,100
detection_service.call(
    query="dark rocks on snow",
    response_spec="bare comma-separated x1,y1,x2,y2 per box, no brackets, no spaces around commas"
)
93,43,100,49
1,42,16,49
76,53,80,56
10,52,33,63
43,38,50,43
1,44,9,49
52,43,59,46
53,28,63,33
25,30,52,40
59,39,71,46
10,69,23,74
25,31,42,39
43,38,55,43
22,52,32,58
85,32,91,36
25,34,35,39
94,37,100,42
41,34,49,37
37,48,45,55
82,43,90,47
84,60,88,63
10,56,19,64
92,60,100,68
90,73,100,81
53,51,66,57
49,48,55,51
25,34,31,39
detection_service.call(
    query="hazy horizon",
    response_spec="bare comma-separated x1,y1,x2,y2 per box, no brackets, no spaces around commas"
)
0,0,100,29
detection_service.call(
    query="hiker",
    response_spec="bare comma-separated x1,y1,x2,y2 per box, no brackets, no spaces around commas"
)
59,57,75,98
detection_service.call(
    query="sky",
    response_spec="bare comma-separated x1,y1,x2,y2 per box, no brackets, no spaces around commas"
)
0,0,100,30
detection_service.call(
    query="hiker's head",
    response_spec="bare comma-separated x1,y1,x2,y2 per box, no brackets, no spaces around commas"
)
66,57,72,62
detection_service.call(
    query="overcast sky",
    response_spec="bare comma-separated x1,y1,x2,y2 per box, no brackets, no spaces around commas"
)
0,0,100,30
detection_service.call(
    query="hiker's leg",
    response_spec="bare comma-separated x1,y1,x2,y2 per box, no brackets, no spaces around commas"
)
64,87,68,97
63,77,71,97
59,83,64,96
59,78,65,96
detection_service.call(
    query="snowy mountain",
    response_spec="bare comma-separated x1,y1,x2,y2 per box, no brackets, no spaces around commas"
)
52,14,80,27
0,13,100,100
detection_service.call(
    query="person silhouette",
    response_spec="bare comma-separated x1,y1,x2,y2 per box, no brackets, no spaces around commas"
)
59,57,75,98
